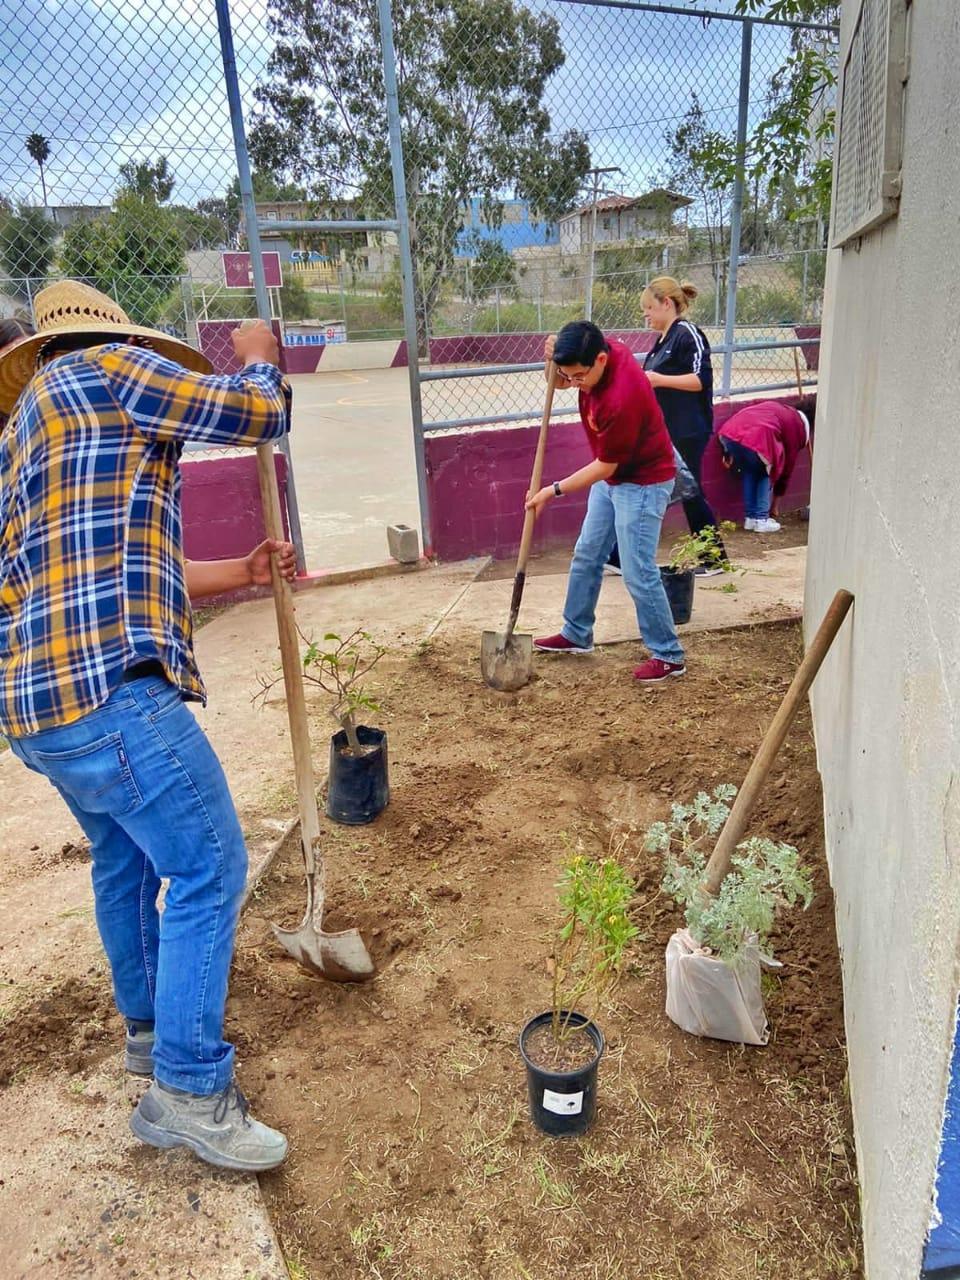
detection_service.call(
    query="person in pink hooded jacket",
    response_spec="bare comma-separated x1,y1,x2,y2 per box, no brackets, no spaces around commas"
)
717,396,815,532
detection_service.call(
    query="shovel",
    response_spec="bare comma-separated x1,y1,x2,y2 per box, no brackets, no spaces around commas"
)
255,439,375,982
702,588,854,896
663,590,854,1043
480,362,559,691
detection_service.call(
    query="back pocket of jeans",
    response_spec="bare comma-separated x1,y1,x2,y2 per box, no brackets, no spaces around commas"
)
32,732,142,816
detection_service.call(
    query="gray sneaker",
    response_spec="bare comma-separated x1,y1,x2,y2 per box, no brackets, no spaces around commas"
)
130,1081,288,1172
124,1022,155,1077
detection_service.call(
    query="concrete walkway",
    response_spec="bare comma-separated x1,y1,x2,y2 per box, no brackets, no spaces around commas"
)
0,546,803,1277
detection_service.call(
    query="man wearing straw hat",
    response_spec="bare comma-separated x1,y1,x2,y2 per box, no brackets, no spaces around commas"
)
0,281,292,1171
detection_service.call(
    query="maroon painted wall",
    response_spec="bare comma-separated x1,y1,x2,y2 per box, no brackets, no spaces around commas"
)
180,453,289,561
197,320,325,376
392,330,657,368
425,396,812,562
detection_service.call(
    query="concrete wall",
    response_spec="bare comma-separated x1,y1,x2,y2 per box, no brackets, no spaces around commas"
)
180,454,289,562
805,8,960,1277
427,396,812,562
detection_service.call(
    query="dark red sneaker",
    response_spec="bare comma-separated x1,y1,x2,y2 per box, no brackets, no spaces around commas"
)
533,633,593,655
633,658,686,683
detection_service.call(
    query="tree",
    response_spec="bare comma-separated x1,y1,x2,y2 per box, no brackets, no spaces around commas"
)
678,1,839,231
248,0,590,351
118,156,175,204
25,134,51,209
60,191,186,325
739,1,839,230
666,95,737,266
464,234,516,301
0,204,57,300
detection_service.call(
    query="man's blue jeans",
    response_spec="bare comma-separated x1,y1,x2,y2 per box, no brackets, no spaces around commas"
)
719,437,772,520
9,675,247,1095
562,478,684,664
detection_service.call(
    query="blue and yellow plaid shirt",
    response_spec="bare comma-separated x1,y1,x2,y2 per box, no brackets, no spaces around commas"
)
0,343,290,737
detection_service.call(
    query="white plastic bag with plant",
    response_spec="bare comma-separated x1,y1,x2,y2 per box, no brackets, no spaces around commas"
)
646,785,813,1045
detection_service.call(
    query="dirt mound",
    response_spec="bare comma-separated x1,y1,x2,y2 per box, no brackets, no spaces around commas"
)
0,974,118,1086
229,622,861,1279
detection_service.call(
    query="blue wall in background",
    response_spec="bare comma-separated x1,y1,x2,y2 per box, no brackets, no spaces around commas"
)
455,199,558,254
924,1003,960,1275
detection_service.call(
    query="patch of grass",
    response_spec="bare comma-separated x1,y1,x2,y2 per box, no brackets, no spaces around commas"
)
285,1255,311,1280
531,1155,576,1211
349,1214,402,1278
461,1102,521,1185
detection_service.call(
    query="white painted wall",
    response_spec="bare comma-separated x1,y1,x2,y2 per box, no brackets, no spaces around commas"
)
806,6,960,1277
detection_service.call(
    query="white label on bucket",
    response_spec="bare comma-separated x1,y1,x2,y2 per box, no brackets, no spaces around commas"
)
542,1088,584,1116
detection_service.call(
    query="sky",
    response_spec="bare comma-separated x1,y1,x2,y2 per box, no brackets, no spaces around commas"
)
0,0,802,217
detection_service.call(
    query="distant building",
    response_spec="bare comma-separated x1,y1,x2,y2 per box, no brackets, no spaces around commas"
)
48,204,111,229
455,199,558,255
245,200,397,286
558,190,692,253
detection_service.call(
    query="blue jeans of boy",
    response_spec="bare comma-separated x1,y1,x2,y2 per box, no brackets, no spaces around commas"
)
9,674,247,1095
562,478,684,664
719,437,771,520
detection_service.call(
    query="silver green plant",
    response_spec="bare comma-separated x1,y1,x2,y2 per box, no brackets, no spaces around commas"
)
646,785,813,965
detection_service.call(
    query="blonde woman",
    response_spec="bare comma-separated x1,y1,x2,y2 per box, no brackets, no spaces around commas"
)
640,276,726,572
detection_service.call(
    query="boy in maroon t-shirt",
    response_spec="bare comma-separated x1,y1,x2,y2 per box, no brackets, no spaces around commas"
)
526,321,685,683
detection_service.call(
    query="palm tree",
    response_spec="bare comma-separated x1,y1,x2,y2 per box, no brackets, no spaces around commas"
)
25,133,51,209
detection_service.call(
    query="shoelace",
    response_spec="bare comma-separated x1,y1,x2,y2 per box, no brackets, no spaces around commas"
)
213,1082,251,1127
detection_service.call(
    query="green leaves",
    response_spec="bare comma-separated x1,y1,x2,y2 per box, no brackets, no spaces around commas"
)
248,0,592,343
0,204,57,299
301,628,387,745
551,847,639,1041
653,785,814,965
58,189,186,326
665,525,734,575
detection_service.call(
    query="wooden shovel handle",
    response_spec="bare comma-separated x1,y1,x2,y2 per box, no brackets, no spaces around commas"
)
256,442,322,878
514,362,559,579
702,589,854,895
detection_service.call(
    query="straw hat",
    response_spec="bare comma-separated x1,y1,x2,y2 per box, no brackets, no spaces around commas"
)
0,280,213,414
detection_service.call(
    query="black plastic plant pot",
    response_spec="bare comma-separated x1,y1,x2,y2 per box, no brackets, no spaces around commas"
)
325,726,389,825
519,1011,605,1138
660,566,695,625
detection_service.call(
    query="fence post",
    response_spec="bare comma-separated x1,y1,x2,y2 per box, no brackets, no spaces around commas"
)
802,249,809,321
721,18,753,398
215,0,308,573
376,0,432,556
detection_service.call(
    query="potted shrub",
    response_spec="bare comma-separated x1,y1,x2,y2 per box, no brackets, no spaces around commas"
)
301,629,389,825
519,848,638,1137
659,523,736,624
645,785,813,1044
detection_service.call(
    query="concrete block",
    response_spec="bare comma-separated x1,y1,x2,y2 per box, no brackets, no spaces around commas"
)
387,523,420,563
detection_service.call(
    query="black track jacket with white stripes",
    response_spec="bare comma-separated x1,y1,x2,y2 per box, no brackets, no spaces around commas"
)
643,317,714,443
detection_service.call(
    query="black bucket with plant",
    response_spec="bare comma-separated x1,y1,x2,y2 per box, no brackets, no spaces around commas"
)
299,629,389,825
660,523,736,624
519,849,637,1137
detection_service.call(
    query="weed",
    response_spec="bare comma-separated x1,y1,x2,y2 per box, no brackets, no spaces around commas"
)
532,1155,576,1210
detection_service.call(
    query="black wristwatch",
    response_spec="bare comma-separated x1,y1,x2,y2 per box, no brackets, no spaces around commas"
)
553,481,563,497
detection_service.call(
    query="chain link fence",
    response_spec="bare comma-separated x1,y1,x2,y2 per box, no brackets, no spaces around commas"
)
1,0,837,553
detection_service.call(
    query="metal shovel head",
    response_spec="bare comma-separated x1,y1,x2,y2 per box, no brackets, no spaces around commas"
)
272,919,375,982
480,629,534,691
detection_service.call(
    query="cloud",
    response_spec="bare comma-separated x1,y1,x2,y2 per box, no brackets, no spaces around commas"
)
0,0,795,212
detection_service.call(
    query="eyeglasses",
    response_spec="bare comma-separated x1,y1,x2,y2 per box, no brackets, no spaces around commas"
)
561,363,595,383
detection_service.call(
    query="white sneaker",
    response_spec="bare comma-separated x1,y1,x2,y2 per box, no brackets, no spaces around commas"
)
743,518,757,531
752,517,782,533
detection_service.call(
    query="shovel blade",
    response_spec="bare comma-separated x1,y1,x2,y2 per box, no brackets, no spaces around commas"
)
480,629,534,691
271,921,375,983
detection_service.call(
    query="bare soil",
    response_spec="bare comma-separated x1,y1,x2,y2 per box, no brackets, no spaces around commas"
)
228,619,862,1280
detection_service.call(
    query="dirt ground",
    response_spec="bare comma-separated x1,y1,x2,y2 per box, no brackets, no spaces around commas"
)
228,618,862,1280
